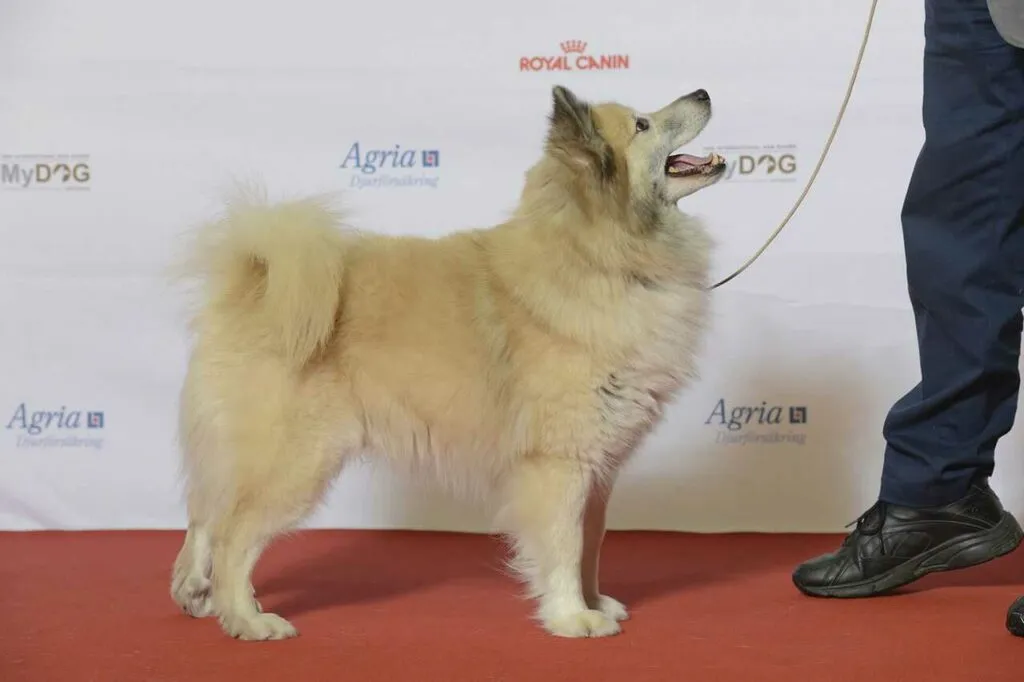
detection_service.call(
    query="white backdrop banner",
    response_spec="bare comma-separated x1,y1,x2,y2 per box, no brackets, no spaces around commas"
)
3,0,1022,532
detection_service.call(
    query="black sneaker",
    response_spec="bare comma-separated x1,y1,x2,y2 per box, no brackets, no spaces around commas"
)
1008,596,1024,637
793,481,1023,598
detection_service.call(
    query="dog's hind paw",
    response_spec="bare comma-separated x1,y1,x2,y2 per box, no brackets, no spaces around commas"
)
542,609,621,638
220,612,298,641
171,575,214,618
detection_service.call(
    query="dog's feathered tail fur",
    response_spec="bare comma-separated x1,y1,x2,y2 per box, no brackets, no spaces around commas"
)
182,188,348,370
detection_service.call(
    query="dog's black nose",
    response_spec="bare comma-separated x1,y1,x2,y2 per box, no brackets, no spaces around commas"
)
693,88,710,102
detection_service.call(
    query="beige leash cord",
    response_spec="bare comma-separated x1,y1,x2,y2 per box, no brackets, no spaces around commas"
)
710,0,880,289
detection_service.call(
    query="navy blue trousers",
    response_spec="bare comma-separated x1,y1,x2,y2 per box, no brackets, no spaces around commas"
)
880,0,1024,507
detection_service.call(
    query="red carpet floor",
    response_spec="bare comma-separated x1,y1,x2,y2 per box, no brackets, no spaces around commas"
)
3,530,1024,681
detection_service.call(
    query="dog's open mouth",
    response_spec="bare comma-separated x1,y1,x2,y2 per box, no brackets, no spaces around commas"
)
665,152,725,178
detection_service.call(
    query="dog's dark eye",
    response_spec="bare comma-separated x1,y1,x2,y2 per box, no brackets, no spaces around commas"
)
635,118,650,133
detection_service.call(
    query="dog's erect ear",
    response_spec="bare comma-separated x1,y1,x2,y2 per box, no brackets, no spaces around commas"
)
549,85,597,142
547,86,616,181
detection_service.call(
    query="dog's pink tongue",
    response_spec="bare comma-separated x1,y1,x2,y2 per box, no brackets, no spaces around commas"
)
669,153,713,168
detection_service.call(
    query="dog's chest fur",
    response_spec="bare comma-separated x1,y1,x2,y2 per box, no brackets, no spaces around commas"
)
589,281,709,462
483,212,711,465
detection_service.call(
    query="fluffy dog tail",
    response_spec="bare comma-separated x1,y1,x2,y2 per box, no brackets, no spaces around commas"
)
180,186,349,371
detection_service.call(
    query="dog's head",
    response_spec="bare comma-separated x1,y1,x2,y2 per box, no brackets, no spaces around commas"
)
543,85,725,219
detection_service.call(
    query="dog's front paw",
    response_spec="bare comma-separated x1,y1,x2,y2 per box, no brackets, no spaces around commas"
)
542,609,621,638
597,595,629,622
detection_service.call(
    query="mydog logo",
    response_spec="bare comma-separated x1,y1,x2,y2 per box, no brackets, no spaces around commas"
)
705,399,807,446
339,143,440,189
5,403,106,450
519,40,630,72
699,144,798,183
1,154,91,191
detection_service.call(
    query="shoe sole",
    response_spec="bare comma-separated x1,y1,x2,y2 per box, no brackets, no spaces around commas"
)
794,511,1024,599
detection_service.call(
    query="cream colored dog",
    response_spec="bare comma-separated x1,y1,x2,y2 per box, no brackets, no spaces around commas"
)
170,85,725,641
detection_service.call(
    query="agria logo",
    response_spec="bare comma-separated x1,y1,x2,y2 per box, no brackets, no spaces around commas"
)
6,403,106,450
705,399,807,446
339,143,440,190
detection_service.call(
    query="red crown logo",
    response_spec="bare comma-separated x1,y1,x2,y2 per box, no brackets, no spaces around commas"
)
559,40,587,54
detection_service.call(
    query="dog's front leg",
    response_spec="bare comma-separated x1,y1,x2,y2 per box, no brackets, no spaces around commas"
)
581,481,629,623
508,458,622,638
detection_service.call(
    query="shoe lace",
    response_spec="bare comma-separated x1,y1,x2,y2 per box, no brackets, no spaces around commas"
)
842,500,886,545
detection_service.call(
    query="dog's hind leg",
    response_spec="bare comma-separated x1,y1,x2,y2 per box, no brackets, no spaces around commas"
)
208,466,344,640
504,456,621,638
173,481,261,619
209,512,298,641
208,414,358,641
171,380,219,619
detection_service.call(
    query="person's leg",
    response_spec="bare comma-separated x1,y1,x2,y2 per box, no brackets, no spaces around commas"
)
793,0,1024,598
880,0,1024,507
